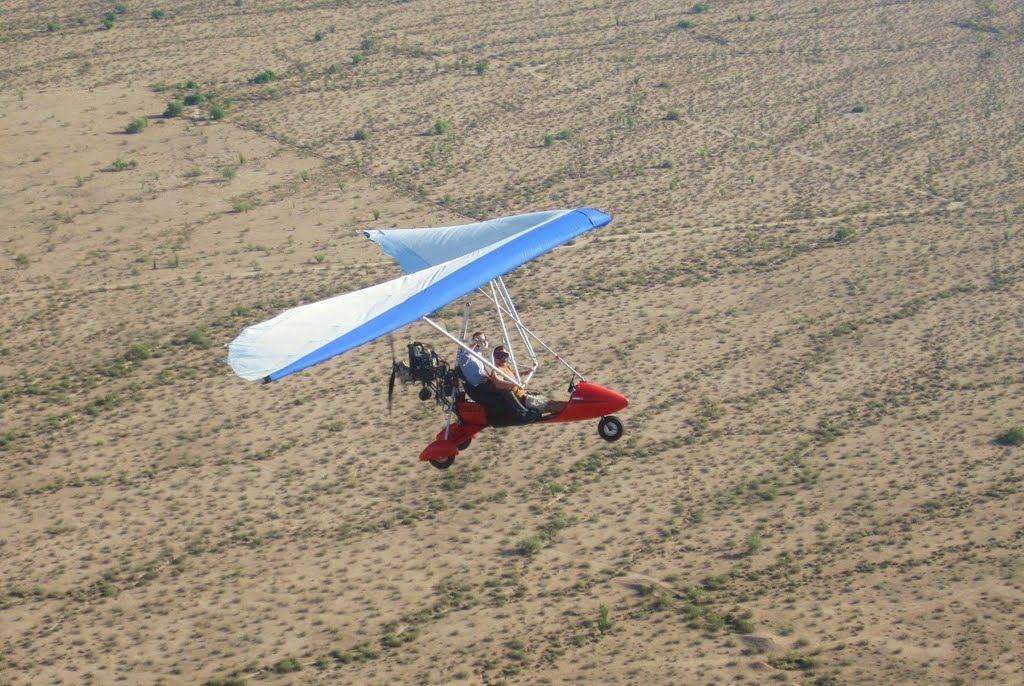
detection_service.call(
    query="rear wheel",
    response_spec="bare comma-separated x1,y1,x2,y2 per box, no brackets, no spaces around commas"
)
598,416,623,442
430,456,455,470
457,438,472,451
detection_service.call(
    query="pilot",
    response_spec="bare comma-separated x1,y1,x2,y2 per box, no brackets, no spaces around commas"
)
458,334,537,423
489,346,565,417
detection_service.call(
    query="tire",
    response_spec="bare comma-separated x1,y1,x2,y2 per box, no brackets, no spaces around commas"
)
457,438,472,451
598,416,623,442
430,456,455,470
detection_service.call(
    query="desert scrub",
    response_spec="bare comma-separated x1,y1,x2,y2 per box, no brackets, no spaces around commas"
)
272,658,300,673
597,605,612,632
124,117,148,134
353,128,370,140
251,69,276,84
111,158,137,171
767,652,821,671
517,534,546,555
173,327,212,349
163,100,184,118
997,426,1023,446
124,342,155,362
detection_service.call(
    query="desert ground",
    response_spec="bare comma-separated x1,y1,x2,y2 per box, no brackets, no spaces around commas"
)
2,1,1023,685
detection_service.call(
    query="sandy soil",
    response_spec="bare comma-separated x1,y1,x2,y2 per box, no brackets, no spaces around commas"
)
2,1,1023,685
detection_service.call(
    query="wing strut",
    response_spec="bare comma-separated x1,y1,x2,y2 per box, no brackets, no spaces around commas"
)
474,285,587,383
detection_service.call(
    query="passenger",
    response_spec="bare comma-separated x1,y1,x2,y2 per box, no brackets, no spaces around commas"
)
489,346,566,418
456,332,490,391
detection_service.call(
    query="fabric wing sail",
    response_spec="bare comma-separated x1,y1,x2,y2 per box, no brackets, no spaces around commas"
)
227,208,612,382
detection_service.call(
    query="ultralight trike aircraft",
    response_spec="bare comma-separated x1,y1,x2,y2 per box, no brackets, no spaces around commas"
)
228,208,628,469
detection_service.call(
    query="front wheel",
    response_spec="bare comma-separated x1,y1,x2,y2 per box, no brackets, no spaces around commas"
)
430,456,456,470
598,416,623,442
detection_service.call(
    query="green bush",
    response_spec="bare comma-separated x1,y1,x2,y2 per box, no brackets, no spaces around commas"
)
475,60,488,75
517,534,546,555
163,100,184,118
124,117,148,134
767,652,821,671
151,9,165,19
353,128,370,141
272,658,300,674
690,2,708,13
597,605,612,632
47,20,61,32
114,3,128,14
314,30,325,42
677,19,694,29
997,426,1024,446
251,69,276,84
204,676,245,686
725,613,755,634
833,226,854,241
851,103,867,113
111,158,137,171
183,93,202,106
666,110,681,120
352,53,366,66
124,343,155,362
184,328,212,349
433,119,449,135
210,106,226,120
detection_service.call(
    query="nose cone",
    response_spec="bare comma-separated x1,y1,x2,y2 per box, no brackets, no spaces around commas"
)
573,381,629,415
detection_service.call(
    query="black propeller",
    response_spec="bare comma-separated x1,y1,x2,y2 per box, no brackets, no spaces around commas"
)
388,335,397,416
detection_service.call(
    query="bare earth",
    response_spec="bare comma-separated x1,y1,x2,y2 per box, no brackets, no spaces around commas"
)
2,1,1023,685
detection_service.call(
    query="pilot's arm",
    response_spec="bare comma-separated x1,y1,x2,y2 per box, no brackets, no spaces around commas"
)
490,368,518,391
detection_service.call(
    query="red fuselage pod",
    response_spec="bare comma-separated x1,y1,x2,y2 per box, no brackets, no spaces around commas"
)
418,381,628,461
540,381,629,424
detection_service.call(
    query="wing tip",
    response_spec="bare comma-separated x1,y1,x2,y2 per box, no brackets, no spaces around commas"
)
575,207,613,228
